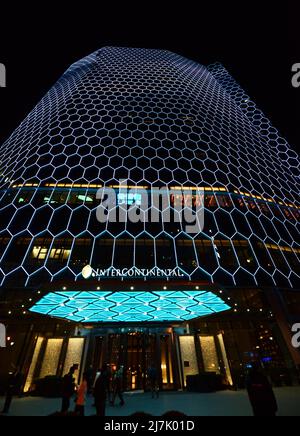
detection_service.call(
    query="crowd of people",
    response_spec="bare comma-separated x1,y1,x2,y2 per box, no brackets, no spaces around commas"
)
1,361,279,417
59,361,279,417
60,363,131,416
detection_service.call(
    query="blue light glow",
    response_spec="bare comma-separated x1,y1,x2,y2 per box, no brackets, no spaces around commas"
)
29,290,231,322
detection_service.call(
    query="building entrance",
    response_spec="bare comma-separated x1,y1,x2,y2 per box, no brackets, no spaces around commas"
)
92,329,176,391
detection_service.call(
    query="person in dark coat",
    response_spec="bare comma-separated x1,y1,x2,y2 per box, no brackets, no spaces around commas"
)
111,365,125,407
2,367,23,414
147,363,159,399
85,365,94,394
246,362,278,417
61,366,76,413
94,365,109,416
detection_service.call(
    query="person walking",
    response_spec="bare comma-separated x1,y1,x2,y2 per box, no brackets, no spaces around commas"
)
246,362,278,417
1,366,22,414
111,365,125,407
61,366,76,414
93,367,101,389
85,365,94,394
147,363,159,399
75,373,88,416
94,364,109,416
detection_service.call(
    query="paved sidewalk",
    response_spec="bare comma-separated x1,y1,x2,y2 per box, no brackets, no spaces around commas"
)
1,388,300,416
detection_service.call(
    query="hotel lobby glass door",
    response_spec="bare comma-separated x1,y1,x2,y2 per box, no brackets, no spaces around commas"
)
95,331,174,391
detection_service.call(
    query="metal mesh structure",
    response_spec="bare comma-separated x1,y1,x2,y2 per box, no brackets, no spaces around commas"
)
0,46,299,290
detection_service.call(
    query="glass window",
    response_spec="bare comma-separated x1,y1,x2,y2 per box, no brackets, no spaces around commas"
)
48,207,72,236
214,237,238,272
0,189,17,207
48,237,72,262
27,235,52,267
261,216,280,243
215,210,235,238
243,198,259,214
135,237,155,269
231,210,252,238
233,239,257,272
92,237,114,269
69,236,93,273
113,237,134,269
194,238,218,274
246,213,266,240
155,236,176,270
69,207,90,236
15,189,35,206
217,194,233,209
28,206,53,235
3,234,32,272
282,249,300,271
51,189,69,205
46,235,72,272
265,242,290,275
175,237,198,273
282,207,297,221
31,190,52,207
258,201,272,217
231,196,247,211
0,235,10,259
204,194,218,209
250,236,274,273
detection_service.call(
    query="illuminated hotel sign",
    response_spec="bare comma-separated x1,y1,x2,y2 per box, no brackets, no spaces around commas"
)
82,265,186,280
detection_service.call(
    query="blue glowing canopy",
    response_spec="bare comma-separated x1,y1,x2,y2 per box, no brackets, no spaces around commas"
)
29,290,231,323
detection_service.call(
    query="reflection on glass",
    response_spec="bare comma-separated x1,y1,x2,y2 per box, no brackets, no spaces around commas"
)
24,337,44,392
63,338,85,384
39,338,63,378
217,333,233,386
199,336,220,374
179,336,198,387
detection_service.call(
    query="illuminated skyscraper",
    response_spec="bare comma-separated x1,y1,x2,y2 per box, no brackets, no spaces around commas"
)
0,47,299,392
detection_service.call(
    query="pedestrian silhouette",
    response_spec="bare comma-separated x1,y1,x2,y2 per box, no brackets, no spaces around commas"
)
246,362,278,417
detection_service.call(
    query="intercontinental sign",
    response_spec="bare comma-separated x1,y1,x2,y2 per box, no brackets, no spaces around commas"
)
82,265,186,280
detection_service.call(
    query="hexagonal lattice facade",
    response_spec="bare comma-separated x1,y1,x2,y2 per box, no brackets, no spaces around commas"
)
0,47,299,290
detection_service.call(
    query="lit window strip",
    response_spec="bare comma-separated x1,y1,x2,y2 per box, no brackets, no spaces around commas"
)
7,183,300,211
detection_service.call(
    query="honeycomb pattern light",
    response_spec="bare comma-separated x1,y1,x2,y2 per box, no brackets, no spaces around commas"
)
29,290,231,322
0,47,299,291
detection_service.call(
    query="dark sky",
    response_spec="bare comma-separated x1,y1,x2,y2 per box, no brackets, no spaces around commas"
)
0,3,298,153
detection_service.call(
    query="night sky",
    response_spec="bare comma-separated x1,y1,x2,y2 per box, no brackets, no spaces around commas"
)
0,4,298,153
